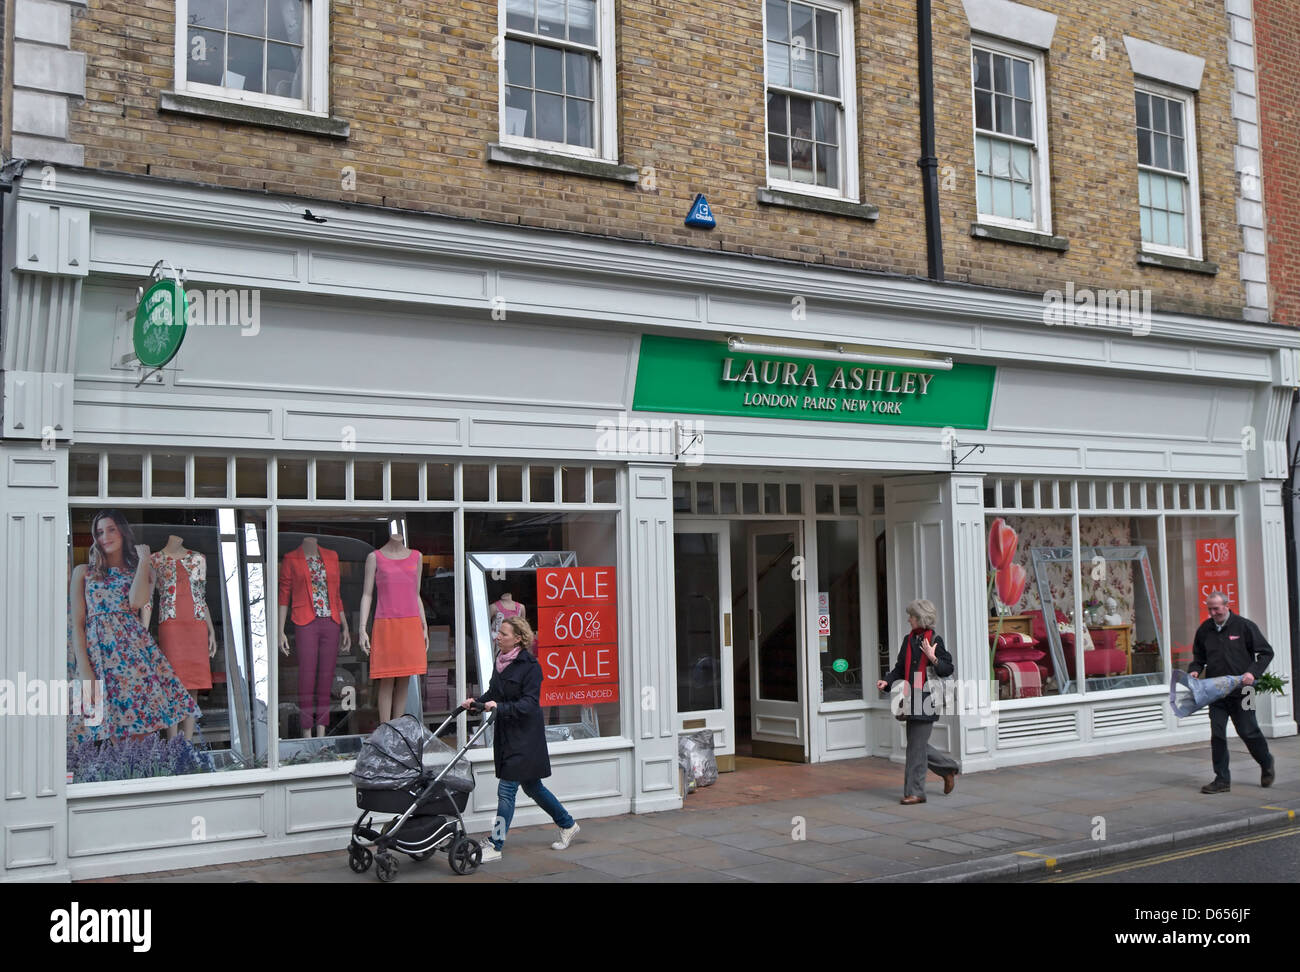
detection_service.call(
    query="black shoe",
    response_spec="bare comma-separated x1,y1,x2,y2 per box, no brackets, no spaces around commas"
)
1262,758,1275,788
1201,779,1231,794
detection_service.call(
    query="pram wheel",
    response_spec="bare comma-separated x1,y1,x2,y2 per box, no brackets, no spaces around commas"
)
375,853,398,882
348,842,373,874
411,850,434,862
448,836,481,875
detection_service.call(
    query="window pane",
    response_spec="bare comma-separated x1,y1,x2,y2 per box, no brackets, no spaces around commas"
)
993,177,1012,216
278,458,307,498
792,43,815,90
818,52,839,97
816,9,837,50
695,482,715,515
228,0,266,37
766,0,789,42
673,480,692,513
764,483,783,514
530,465,555,502
426,463,454,501
592,467,617,503
537,0,565,38
1013,180,1032,222
1013,99,1032,139
1139,207,1153,243
975,134,991,173
975,89,993,130
236,457,268,498
1168,176,1185,212
315,459,345,500
562,465,585,503
71,452,100,496
1168,211,1186,249
191,0,225,29
992,54,1010,93
497,465,524,503
973,50,991,90
791,3,814,48
790,139,814,181
1168,101,1184,137
767,41,790,87
507,0,534,33
566,99,593,147
976,174,992,213
268,0,304,44
768,91,787,133
107,454,143,498
1169,136,1185,173
1152,97,1167,132
1153,133,1169,170
814,99,836,142
1137,129,1151,166
353,461,383,501
463,464,490,502
535,45,563,92
151,453,187,498
568,0,597,45
1152,209,1169,245
505,86,533,137
743,483,760,514
1150,174,1167,209
391,462,420,501
266,42,302,98
188,29,226,86
1135,91,1150,130
815,483,835,514
768,133,788,172
676,531,723,711
536,92,564,141
816,142,838,187
786,483,802,514
225,34,265,93
839,484,858,514
505,39,532,86
991,138,1010,178
1138,170,1150,206
1012,59,1030,98
790,96,812,140
565,51,592,98
195,456,228,498
995,94,1013,135
1011,143,1031,181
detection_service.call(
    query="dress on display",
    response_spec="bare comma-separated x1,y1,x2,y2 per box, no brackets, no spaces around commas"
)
68,566,201,743
279,546,344,732
370,550,426,679
150,550,213,690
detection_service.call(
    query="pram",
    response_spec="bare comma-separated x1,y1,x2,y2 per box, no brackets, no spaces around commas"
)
347,706,493,881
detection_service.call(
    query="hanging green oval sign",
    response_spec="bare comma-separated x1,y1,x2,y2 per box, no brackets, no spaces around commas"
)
133,278,187,368
832,658,848,673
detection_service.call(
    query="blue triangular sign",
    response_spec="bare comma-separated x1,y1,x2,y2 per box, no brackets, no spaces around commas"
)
684,193,716,229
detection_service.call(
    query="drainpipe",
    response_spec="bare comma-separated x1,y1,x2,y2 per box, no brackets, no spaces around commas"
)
917,0,944,282
1285,391,1299,724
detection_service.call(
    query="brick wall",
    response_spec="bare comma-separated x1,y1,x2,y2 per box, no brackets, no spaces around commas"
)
1255,0,1300,327
66,0,1246,319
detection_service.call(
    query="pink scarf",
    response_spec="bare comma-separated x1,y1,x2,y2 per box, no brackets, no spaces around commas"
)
495,646,522,673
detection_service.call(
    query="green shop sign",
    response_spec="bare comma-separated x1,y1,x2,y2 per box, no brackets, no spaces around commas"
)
133,278,188,369
632,335,995,429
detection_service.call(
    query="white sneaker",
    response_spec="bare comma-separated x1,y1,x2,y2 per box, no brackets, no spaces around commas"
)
479,845,502,863
551,823,580,850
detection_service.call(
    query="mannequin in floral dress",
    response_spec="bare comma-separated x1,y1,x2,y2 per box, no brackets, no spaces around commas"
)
68,511,200,743
143,535,218,741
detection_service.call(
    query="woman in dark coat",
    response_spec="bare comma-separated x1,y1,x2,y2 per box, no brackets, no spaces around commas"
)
877,598,960,804
464,616,578,862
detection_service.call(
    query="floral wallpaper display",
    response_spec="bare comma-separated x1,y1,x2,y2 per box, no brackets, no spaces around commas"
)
996,516,1136,621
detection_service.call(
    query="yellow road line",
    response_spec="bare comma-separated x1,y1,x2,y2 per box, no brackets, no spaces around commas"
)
1016,850,1057,868
1043,825,1298,883
1261,806,1296,818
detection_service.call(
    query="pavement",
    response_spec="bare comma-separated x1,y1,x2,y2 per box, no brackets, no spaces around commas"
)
89,736,1300,883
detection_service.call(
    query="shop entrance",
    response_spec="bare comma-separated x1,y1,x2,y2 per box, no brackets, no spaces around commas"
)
672,519,808,770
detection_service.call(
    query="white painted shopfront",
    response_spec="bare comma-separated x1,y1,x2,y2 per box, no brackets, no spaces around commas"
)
2,169,1297,880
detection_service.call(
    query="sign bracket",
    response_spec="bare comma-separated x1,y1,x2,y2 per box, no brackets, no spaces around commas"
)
951,443,986,470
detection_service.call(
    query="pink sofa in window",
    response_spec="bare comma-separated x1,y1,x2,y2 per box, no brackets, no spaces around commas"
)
1024,608,1127,679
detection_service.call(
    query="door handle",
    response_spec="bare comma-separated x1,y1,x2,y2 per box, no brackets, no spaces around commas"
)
753,610,762,640
724,612,732,647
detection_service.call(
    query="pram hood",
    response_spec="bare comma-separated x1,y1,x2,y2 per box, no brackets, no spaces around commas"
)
350,714,475,793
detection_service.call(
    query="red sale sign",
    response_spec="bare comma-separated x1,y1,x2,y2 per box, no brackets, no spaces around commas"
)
535,567,618,706
1196,538,1238,618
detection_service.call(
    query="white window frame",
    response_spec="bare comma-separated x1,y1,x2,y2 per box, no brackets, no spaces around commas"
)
1135,80,1202,261
970,35,1052,235
761,0,860,202
174,0,330,116
497,0,619,162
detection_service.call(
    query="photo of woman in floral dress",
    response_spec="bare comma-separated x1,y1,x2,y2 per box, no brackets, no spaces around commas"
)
68,510,200,743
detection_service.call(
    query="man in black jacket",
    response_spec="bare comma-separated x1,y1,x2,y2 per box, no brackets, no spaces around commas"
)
1189,592,1275,794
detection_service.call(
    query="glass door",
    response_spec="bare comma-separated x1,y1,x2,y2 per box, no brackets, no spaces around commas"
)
672,521,734,764
747,522,807,760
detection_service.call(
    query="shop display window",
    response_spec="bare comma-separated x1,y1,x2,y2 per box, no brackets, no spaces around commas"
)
1165,515,1240,672
67,507,268,780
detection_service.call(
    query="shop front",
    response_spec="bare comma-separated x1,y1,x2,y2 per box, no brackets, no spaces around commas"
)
2,169,1297,880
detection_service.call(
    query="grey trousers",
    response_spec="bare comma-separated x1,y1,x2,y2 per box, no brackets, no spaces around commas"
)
904,720,960,797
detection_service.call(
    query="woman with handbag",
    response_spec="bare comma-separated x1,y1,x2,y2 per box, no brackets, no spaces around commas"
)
877,598,960,804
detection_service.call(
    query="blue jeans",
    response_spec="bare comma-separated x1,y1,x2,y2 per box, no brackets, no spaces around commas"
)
490,779,574,850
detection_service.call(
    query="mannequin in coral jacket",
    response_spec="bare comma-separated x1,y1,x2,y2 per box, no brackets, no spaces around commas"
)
278,536,352,738
141,534,217,741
